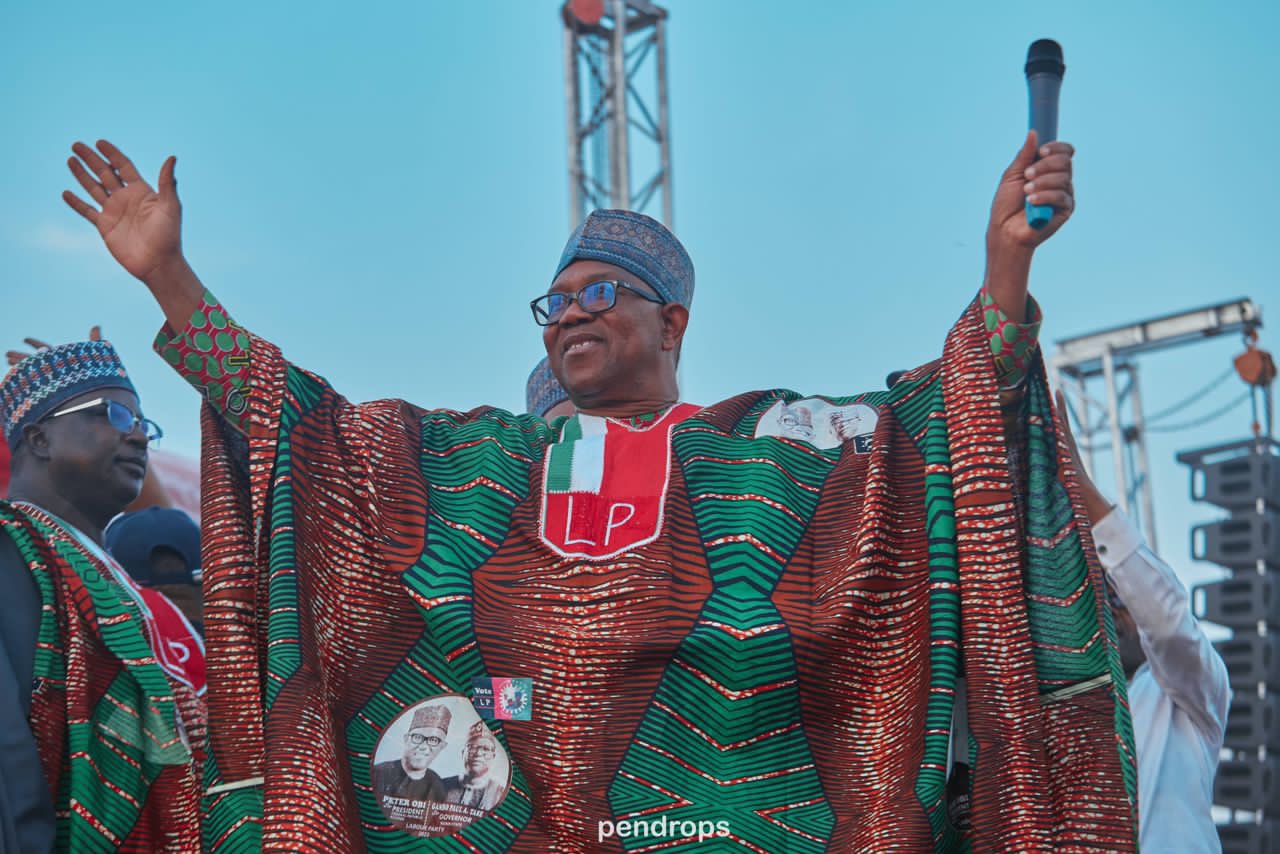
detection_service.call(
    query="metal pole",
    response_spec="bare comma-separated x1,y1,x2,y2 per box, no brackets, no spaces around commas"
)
1127,364,1158,551
655,16,673,227
608,0,630,209
1102,349,1129,513
563,19,583,229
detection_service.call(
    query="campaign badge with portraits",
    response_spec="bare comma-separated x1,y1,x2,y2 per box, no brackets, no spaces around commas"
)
754,399,879,452
370,695,512,838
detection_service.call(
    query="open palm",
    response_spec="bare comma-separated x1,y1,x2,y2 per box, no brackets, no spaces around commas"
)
63,140,182,282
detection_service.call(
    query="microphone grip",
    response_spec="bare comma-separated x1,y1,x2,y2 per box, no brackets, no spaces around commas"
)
1025,73,1062,230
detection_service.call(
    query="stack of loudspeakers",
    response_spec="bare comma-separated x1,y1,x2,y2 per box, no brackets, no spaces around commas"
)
1182,437,1280,853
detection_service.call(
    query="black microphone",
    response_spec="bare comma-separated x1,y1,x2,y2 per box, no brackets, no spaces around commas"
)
1024,39,1065,230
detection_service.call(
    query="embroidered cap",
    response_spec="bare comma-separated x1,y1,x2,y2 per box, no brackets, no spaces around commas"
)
1,340,138,450
526,357,570,417
409,704,452,734
554,209,695,307
467,720,496,745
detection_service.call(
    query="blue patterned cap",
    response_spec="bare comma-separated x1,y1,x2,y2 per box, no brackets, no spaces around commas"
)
1,340,137,450
525,356,570,416
554,209,695,307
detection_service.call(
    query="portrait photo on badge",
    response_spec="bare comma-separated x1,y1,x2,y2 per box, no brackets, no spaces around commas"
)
370,694,512,838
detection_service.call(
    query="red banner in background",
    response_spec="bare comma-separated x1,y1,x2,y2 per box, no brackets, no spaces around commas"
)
143,449,202,523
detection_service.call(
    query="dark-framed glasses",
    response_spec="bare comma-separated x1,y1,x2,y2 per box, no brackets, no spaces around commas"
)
44,397,163,441
530,279,665,326
407,733,443,747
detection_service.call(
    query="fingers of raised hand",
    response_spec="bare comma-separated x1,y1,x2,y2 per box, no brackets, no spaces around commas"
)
6,338,48,365
1022,143,1075,220
1039,141,1075,159
66,140,153,213
1026,149,1072,178
68,157,109,205
1023,170,1074,212
71,141,122,192
62,189,100,224
95,140,146,186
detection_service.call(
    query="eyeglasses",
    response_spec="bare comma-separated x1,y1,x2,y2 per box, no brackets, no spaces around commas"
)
45,397,163,441
406,733,443,747
530,280,665,326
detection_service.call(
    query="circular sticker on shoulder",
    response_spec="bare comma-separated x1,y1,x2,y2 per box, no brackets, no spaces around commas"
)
755,399,879,452
371,694,511,837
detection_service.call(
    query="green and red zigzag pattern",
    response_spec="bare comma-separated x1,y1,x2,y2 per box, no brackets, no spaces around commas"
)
0,504,202,853
178,294,1135,852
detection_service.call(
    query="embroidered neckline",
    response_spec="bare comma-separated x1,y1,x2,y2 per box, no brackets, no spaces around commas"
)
604,403,682,432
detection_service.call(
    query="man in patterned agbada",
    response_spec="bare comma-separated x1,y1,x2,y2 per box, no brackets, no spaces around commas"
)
61,131,1141,852
0,342,203,852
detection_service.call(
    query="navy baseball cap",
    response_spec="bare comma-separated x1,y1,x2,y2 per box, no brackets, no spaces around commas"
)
105,507,201,585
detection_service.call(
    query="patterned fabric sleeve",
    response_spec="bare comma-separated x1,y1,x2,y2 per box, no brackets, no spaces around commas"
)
980,286,1042,389
154,291,252,433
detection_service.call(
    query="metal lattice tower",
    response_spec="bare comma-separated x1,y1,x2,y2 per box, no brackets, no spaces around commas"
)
561,0,673,228
1050,297,1263,551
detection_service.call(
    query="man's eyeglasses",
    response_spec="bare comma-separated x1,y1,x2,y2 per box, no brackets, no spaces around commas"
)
44,398,163,441
406,733,443,747
530,280,666,327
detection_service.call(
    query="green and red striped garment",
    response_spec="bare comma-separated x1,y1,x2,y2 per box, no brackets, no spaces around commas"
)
0,503,203,852
160,289,1138,852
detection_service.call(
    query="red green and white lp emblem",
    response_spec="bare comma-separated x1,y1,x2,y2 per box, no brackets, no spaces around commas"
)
540,404,698,560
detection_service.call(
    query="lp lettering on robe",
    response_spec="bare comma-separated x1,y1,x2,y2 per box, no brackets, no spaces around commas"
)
540,406,698,560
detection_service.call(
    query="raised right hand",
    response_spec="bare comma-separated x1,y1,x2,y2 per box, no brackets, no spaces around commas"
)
63,141,182,284
6,327,101,366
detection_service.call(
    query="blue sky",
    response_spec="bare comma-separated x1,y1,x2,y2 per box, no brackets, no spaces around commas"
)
3,0,1276,592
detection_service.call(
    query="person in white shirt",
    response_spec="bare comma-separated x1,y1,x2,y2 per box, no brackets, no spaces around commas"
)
1057,390,1231,852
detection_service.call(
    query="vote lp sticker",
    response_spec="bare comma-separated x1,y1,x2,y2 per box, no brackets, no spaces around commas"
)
754,399,879,452
370,694,511,838
472,677,533,721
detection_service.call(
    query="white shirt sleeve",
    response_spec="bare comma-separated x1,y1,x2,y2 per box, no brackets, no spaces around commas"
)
1092,508,1231,744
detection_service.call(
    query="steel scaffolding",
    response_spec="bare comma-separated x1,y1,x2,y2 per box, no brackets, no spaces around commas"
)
562,0,673,228
1051,297,1262,551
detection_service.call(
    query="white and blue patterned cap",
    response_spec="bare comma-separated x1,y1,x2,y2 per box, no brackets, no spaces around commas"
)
554,209,695,307
1,340,137,449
